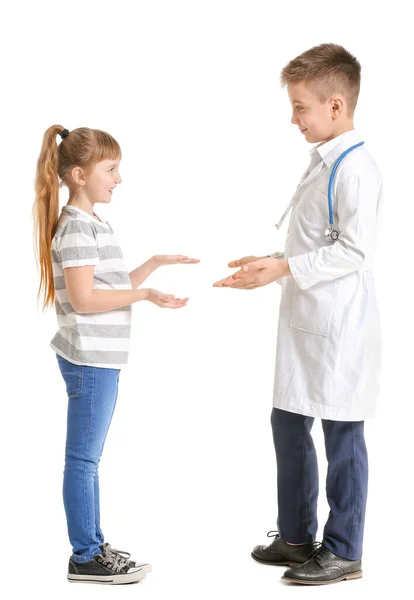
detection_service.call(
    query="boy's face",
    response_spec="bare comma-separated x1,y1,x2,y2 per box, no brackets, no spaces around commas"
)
287,81,341,144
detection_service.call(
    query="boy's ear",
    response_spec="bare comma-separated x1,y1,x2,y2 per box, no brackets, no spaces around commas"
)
330,96,345,119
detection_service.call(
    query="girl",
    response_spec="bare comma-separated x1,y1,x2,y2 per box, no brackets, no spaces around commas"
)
32,125,199,585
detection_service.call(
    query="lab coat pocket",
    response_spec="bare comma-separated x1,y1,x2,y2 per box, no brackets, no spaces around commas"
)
289,279,340,336
303,187,328,224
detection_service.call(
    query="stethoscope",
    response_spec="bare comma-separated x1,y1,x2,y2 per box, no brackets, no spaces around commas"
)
275,141,365,242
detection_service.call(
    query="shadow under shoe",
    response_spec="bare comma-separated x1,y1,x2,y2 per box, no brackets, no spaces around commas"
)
282,543,362,585
251,531,315,567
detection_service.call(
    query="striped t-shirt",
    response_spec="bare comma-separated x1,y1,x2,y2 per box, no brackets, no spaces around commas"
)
50,204,132,369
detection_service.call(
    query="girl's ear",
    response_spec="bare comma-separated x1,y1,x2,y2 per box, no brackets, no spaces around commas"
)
70,166,86,186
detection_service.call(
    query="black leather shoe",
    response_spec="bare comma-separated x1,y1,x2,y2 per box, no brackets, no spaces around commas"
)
282,543,362,585
251,531,314,566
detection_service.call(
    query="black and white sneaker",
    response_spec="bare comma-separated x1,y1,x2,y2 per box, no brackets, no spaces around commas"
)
68,551,151,585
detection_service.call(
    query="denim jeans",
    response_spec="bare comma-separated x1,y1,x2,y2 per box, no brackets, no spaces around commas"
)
271,407,368,560
56,354,120,563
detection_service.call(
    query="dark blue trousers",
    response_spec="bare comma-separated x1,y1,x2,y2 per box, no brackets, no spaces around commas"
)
271,407,368,560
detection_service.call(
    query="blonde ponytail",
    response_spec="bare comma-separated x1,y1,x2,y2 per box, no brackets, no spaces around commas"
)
32,125,64,311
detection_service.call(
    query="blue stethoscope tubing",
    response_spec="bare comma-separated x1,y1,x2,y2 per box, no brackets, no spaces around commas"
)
275,141,365,242
326,141,364,240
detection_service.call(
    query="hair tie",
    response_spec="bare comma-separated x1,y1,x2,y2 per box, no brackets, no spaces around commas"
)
59,128,69,139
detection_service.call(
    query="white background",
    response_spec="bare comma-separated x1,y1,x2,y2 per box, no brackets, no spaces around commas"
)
2,0,413,598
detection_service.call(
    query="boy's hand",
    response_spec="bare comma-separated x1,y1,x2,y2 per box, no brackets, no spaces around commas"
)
147,288,189,308
227,255,264,269
212,254,262,288
213,257,290,289
153,255,200,267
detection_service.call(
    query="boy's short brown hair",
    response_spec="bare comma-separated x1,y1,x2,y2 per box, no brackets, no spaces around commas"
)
280,43,361,116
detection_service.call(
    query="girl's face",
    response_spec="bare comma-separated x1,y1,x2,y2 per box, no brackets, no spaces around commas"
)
287,81,343,144
83,158,122,204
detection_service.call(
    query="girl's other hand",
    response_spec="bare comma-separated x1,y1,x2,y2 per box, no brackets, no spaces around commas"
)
153,255,200,267
147,289,189,309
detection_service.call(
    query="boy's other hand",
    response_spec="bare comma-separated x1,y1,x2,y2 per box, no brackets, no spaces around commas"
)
227,255,263,269
212,255,263,288
213,257,290,289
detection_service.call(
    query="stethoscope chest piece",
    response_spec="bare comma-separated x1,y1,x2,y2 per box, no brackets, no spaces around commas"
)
325,226,339,242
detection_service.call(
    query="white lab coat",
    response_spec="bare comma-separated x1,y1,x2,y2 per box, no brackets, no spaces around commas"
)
273,130,383,421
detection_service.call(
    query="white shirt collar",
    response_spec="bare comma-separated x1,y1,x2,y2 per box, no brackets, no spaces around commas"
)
310,129,362,168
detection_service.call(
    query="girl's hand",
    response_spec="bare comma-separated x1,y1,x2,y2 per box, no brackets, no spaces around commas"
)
147,288,189,309
153,255,200,267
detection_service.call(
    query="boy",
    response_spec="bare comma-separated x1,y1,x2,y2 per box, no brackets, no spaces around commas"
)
213,43,383,585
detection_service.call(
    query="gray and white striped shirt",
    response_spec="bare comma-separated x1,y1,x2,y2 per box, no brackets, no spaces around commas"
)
50,205,132,369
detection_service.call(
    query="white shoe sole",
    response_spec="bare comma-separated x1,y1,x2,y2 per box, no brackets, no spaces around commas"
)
68,563,152,585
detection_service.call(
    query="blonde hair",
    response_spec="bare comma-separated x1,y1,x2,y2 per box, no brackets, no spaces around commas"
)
32,126,122,311
280,43,361,116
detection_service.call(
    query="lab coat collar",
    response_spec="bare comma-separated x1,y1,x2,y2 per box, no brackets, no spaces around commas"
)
310,129,362,168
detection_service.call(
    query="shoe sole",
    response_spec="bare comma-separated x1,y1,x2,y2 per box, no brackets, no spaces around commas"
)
251,553,301,567
282,570,363,585
68,564,151,585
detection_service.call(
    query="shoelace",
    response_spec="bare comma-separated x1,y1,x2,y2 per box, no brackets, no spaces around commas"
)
100,544,130,572
307,542,330,561
267,531,322,558
102,542,132,561
266,530,280,539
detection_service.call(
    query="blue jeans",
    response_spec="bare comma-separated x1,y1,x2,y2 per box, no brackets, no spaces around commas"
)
56,354,120,563
271,407,368,560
